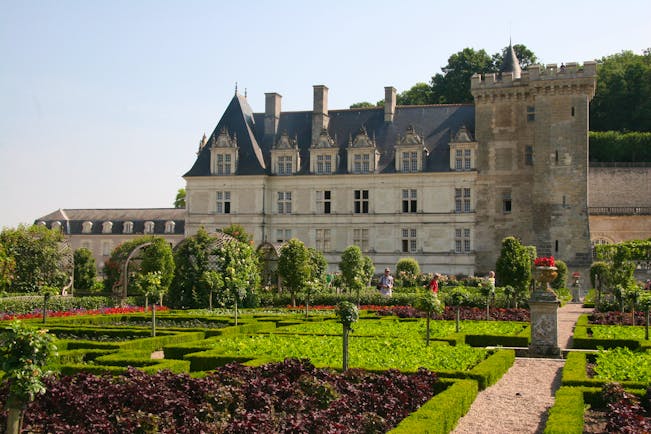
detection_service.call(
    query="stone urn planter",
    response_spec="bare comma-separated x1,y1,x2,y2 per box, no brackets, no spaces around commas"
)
529,259,561,357
532,266,559,302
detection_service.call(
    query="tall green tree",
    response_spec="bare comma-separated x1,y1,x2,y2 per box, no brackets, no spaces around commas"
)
308,247,328,284
73,248,96,291
169,227,217,308
491,44,538,69
339,245,366,303
0,225,68,293
495,236,532,304
430,48,496,103
591,50,651,132
278,239,312,306
397,83,433,105
0,242,15,293
174,188,186,209
214,239,260,323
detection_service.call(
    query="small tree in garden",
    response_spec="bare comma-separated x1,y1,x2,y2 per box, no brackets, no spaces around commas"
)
479,278,495,320
215,240,260,325
221,224,253,245
278,239,312,307
135,271,165,336
495,236,532,304
0,321,57,434
201,270,223,311
335,301,359,371
590,261,611,305
639,293,651,340
415,292,444,346
73,247,96,291
448,288,469,332
170,228,215,308
39,285,59,323
339,245,366,304
362,255,375,287
623,283,642,324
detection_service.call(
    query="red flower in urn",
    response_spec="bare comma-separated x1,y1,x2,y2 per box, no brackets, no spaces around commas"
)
534,256,555,267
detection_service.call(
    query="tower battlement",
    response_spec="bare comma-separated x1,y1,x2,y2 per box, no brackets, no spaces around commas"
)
471,60,597,90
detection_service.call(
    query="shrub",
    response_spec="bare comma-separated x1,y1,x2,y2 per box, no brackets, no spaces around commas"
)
551,260,568,290
396,258,420,276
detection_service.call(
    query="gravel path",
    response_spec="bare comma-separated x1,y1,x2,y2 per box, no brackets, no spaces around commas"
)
452,303,592,434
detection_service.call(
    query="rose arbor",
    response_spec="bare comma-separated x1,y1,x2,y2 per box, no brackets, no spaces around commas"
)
529,256,561,357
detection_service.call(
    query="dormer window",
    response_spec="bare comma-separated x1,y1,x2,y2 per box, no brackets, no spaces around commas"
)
271,131,300,175
102,221,113,234
448,126,477,171
394,125,426,173
51,221,62,231
82,221,93,233
347,128,380,174
310,128,338,175
123,221,133,234
144,221,155,234
209,128,239,175
165,221,175,234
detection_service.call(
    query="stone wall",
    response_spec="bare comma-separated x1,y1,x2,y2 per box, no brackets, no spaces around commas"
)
589,166,651,207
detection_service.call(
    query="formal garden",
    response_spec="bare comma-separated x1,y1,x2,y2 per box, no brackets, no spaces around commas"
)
1,225,651,432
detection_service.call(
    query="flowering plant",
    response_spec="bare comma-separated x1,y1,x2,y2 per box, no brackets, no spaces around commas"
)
534,256,555,267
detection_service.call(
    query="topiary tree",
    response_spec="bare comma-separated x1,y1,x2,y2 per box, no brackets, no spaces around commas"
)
551,259,568,290
495,237,532,305
396,257,420,275
200,270,222,311
448,288,469,332
590,261,611,305
73,248,96,292
639,292,651,340
135,271,165,336
339,245,366,305
335,301,359,371
362,255,375,287
414,291,444,346
138,238,175,303
0,321,57,434
278,239,312,307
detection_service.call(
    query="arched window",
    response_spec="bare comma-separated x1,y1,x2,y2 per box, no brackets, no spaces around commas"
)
102,221,113,234
165,221,175,234
144,221,155,234
123,221,133,234
82,221,93,233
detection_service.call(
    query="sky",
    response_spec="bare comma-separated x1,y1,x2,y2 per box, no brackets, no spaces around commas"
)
1,0,650,229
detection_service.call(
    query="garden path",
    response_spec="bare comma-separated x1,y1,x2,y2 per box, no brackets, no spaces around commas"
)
451,302,593,434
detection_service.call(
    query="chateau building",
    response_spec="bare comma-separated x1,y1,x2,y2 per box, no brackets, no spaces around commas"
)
35,208,185,275
183,47,598,273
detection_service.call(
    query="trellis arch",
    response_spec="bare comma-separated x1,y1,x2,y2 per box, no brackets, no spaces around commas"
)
256,241,284,289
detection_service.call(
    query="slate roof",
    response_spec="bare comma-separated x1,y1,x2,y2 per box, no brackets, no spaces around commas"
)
184,93,475,177
500,43,522,79
34,208,185,235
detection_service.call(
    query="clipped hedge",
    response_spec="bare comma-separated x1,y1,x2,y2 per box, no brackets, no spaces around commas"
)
562,351,650,389
543,387,585,434
589,131,651,162
0,295,139,315
572,325,641,350
390,379,478,434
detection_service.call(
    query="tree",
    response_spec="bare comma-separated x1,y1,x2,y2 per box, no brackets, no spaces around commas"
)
278,239,312,307
414,292,444,346
0,321,56,434
335,301,359,371
73,248,96,291
222,223,253,245
430,47,495,104
339,245,366,304
590,50,651,132
396,257,420,276
590,261,611,305
135,271,165,336
362,255,375,287
0,224,68,293
349,102,376,109
214,240,260,325
397,83,433,105
0,242,15,293
174,188,186,209
491,44,538,69
308,248,328,284
495,236,532,305
169,228,216,308
139,238,175,299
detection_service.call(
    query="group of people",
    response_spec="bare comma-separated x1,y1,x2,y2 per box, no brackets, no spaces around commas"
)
378,269,495,297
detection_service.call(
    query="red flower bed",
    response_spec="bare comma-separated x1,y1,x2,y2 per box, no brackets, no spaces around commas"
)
589,311,646,326
0,306,168,322
2,359,439,433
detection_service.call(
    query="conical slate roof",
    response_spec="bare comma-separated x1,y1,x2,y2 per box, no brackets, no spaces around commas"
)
500,43,522,79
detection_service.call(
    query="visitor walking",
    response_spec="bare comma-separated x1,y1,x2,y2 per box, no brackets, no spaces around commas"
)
429,273,441,293
378,268,394,297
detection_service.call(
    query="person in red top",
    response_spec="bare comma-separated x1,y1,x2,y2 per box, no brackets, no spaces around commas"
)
429,273,440,293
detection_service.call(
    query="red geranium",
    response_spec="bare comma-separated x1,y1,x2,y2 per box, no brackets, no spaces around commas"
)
534,256,555,267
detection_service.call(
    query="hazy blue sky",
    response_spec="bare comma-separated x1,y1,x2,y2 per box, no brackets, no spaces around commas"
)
1,0,650,229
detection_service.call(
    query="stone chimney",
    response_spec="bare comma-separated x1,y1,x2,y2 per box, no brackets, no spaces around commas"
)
312,85,329,145
384,86,396,122
264,92,282,137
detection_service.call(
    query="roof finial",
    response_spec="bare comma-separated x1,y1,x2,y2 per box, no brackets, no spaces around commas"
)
245,88,247,98
235,82,238,95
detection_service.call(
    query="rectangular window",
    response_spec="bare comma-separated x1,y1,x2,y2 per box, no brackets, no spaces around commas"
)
455,228,471,253
525,146,534,166
276,229,292,243
402,151,418,172
354,190,369,214
402,189,417,213
353,228,369,251
277,191,292,214
316,190,332,214
316,154,332,174
502,192,512,213
216,154,232,175
455,188,462,213
216,191,231,214
463,188,471,213
315,228,331,252
362,154,370,173
464,149,472,169
278,156,292,175
401,228,417,253
101,240,112,256
527,105,535,122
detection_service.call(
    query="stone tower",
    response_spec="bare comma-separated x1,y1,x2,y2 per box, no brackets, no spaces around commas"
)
472,54,597,270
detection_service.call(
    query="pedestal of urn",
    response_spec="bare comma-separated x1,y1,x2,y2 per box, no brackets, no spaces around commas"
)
528,266,561,358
